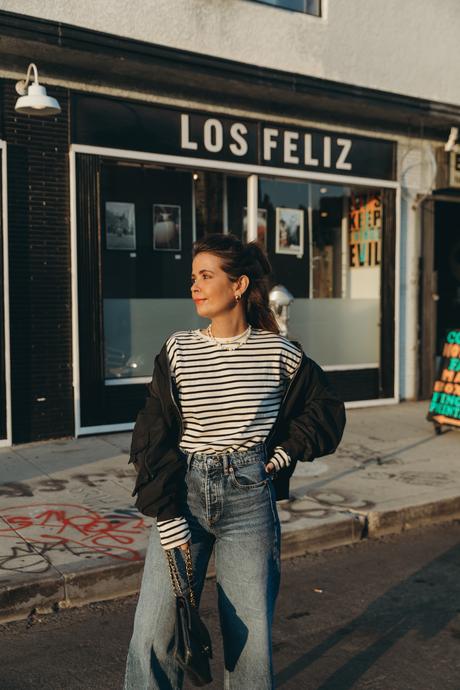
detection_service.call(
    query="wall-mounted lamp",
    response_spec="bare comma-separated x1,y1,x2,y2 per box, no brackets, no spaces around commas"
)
15,63,61,117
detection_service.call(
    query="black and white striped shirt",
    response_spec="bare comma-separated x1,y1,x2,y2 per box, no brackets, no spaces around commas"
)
157,327,302,549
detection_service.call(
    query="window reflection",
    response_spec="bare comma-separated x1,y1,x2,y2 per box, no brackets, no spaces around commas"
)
101,163,247,380
257,176,390,367
251,0,321,16
311,185,345,298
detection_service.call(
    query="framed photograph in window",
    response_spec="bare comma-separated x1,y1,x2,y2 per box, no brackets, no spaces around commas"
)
242,207,268,249
153,204,182,251
275,207,304,256
105,202,136,250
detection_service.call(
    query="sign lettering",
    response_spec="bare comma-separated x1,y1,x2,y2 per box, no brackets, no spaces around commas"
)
349,192,382,268
428,329,460,428
74,96,396,180
179,113,390,177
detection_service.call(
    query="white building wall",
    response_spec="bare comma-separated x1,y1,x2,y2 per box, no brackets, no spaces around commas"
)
1,0,459,107
397,140,438,399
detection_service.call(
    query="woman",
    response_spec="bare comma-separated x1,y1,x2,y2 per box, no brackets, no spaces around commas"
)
124,233,345,689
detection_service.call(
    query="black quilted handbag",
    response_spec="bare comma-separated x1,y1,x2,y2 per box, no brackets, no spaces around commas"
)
166,545,213,687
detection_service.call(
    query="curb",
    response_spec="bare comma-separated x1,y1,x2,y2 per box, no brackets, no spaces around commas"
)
281,513,365,558
1,496,460,624
364,495,460,538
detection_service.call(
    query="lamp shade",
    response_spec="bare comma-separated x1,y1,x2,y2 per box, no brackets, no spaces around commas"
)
15,82,61,116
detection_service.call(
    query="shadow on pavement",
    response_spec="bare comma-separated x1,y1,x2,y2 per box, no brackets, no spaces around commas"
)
293,432,448,496
275,540,460,688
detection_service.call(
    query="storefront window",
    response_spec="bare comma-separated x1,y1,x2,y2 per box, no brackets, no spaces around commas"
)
251,0,321,16
101,162,247,380
98,162,392,384
257,177,389,369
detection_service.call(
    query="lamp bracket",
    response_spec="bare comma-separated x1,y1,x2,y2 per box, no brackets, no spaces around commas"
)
15,63,39,96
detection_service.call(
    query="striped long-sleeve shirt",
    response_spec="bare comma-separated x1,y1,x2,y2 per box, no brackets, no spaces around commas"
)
157,327,302,549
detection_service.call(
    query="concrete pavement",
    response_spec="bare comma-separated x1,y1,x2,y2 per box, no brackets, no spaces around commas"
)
0,402,459,623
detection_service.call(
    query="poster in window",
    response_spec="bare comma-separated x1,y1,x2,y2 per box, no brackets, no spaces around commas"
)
349,192,382,267
242,207,267,248
105,202,136,250
275,207,304,256
153,204,182,251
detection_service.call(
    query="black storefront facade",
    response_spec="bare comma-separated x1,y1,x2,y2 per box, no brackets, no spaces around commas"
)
0,81,401,443
6,11,460,444
70,94,399,436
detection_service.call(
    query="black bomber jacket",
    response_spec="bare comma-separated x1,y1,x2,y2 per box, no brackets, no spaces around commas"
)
129,340,346,521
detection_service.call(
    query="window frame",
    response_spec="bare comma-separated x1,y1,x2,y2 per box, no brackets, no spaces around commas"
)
70,142,400,435
248,0,321,17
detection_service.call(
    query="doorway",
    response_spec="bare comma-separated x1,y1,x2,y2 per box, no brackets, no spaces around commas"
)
419,198,460,399
434,201,460,352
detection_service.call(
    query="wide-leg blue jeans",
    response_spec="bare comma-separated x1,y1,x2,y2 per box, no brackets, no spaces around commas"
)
124,443,281,690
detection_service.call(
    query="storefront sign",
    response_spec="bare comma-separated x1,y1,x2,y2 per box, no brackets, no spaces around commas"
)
428,329,460,428
349,192,382,267
180,114,355,173
74,95,396,181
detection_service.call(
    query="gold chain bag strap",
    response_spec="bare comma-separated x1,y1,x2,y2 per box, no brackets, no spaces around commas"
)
167,546,196,607
166,544,213,687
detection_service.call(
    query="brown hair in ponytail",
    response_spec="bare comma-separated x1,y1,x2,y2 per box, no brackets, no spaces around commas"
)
192,233,280,334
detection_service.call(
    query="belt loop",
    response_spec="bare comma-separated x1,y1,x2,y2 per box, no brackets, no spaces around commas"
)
262,442,268,463
186,450,196,471
223,454,230,475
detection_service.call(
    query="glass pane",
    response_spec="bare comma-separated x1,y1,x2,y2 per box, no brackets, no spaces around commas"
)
258,176,310,298
347,188,382,299
101,166,248,379
101,162,195,379
194,171,224,237
101,163,194,300
311,185,345,298
257,176,389,368
227,175,249,238
252,0,320,13
255,0,305,10
305,0,321,15
289,299,380,366
104,299,207,378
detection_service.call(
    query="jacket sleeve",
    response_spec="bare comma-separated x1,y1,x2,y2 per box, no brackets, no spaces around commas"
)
279,354,346,464
129,347,186,521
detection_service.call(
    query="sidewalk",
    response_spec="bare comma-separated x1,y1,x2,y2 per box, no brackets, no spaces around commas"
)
0,402,459,623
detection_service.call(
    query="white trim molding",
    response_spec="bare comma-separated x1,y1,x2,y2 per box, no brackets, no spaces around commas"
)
0,141,11,446
69,149,82,436
70,142,401,436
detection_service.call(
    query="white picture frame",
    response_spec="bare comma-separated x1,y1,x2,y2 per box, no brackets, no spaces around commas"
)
275,207,304,256
105,202,136,251
153,204,182,252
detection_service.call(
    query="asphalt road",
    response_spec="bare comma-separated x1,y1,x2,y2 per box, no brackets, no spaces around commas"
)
1,522,460,690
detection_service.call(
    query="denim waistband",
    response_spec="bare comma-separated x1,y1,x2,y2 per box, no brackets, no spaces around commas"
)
180,442,267,473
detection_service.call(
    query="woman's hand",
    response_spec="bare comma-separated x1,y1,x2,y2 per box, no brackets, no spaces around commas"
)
266,448,292,475
179,540,191,552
